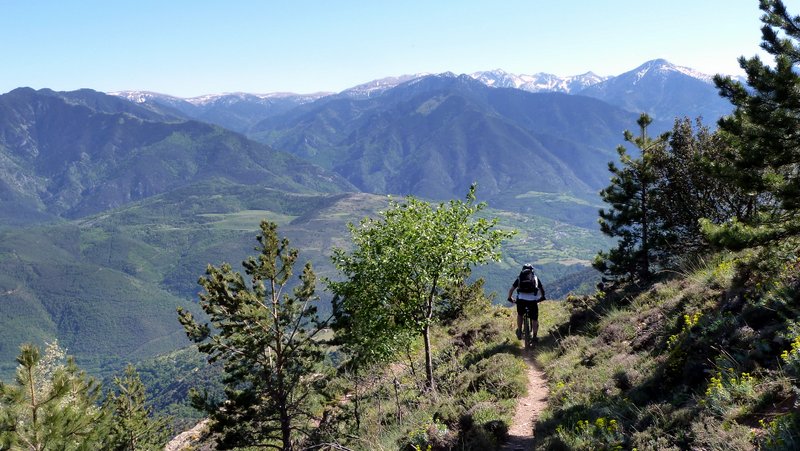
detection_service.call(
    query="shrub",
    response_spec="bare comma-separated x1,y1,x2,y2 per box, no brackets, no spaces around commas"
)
757,413,800,450
555,417,625,450
469,353,527,399
701,370,757,417
780,335,800,375
400,416,456,451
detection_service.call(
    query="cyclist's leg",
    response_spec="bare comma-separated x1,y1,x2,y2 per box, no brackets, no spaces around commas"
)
520,301,532,342
530,301,540,340
515,301,525,339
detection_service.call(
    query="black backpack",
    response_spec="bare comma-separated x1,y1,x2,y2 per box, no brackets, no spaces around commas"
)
517,269,539,294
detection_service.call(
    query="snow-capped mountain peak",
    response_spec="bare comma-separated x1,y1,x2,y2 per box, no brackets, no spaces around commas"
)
469,69,611,94
107,59,731,130
110,59,719,109
630,58,714,84
340,74,431,98
109,91,175,104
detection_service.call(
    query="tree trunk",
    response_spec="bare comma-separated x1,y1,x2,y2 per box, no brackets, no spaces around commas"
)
641,183,650,279
352,369,361,432
423,323,435,391
423,278,438,392
393,376,402,422
280,401,292,451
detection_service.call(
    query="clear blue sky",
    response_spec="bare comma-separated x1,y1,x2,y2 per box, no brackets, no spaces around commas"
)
1,0,767,97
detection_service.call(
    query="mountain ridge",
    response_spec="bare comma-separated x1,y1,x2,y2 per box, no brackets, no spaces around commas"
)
110,90,330,133
577,58,731,121
246,71,638,220
0,88,355,223
109,58,721,101
108,58,732,123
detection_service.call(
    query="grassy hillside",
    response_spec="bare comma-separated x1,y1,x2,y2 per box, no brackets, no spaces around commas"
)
531,239,800,449
319,300,529,450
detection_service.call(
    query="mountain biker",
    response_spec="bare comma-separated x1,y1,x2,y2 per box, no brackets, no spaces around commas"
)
507,263,546,342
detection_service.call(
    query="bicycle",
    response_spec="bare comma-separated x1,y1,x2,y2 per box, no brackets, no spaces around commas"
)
520,301,535,350
510,296,545,350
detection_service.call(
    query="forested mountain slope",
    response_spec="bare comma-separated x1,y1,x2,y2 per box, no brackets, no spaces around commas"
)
250,74,638,201
0,88,356,376
0,88,354,224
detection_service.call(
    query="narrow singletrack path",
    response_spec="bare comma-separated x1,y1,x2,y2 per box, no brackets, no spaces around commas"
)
501,351,549,450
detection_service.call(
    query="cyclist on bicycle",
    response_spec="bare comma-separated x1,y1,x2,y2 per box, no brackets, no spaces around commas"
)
507,263,546,342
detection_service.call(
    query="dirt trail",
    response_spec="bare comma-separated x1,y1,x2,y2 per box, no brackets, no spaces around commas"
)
163,353,548,451
501,352,549,451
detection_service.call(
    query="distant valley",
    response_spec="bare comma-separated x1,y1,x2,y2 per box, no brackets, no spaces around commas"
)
0,58,731,377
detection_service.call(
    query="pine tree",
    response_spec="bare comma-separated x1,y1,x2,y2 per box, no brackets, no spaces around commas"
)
177,220,327,451
648,117,751,257
711,0,800,245
104,365,171,451
595,114,667,281
0,341,110,450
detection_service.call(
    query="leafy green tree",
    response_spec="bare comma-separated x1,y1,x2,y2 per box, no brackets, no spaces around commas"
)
177,220,327,451
104,364,171,451
329,185,513,391
0,341,109,450
710,0,800,245
595,114,667,281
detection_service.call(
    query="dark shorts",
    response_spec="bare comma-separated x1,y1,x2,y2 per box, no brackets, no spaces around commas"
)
516,299,539,321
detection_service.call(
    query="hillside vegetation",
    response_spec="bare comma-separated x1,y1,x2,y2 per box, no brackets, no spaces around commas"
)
528,243,799,449
0,87,354,224
248,74,637,208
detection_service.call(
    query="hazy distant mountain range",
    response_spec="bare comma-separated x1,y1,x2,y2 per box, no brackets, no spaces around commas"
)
469,58,713,93
470,69,609,94
113,58,734,129
107,58,733,213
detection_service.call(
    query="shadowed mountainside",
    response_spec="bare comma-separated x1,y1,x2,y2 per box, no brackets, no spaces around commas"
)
248,74,640,225
0,88,354,224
